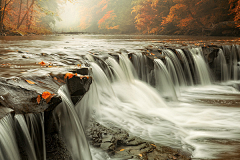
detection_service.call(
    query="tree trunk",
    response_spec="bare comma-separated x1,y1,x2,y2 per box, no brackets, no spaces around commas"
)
26,0,28,29
17,0,22,29
17,0,34,29
28,0,33,30
0,0,3,33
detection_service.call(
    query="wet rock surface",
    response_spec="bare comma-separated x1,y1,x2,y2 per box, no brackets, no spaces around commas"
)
0,67,92,160
86,119,192,160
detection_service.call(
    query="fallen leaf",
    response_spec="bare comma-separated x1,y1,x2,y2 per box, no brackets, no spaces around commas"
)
38,61,46,65
151,144,156,147
54,77,57,81
139,154,142,157
37,95,41,104
25,80,35,84
46,95,53,104
64,73,75,80
42,91,52,99
120,149,124,151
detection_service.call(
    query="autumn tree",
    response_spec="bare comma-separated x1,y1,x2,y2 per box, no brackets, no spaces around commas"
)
229,0,240,27
0,0,12,33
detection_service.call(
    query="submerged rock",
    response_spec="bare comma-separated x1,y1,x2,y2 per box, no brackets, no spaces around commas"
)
86,119,192,160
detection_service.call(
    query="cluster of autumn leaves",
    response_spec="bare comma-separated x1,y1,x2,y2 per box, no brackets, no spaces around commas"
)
0,0,59,34
1,0,240,35
80,0,240,35
24,61,89,105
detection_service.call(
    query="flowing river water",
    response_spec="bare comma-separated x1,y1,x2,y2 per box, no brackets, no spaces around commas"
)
1,35,240,159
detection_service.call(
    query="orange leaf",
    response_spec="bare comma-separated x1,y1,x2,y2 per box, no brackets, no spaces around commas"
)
120,149,124,151
46,95,53,104
139,154,142,157
151,144,156,147
37,95,41,104
42,91,52,99
54,77,57,81
64,73,75,80
38,61,46,65
25,80,35,84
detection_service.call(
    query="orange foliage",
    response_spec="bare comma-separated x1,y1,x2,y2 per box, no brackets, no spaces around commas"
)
25,80,35,84
38,61,46,65
229,0,240,27
102,4,108,11
41,91,54,103
64,73,77,80
42,91,52,99
178,16,193,27
37,95,41,104
98,10,115,24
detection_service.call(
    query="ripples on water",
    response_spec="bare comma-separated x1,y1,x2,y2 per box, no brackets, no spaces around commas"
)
1,35,240,159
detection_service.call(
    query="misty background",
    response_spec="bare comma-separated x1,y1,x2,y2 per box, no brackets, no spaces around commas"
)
0,0,240,36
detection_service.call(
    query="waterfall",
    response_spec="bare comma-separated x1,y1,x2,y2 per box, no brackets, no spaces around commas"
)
0,114,20,160
1,36,240,160
56,85,92,160
25,113,46,160
231,45,238,80
162,49,187,86
154,59,178,100
119,53,138,81
132,52,149,83
87,47,240,159
222,45,239,80
188,48,212,85
165,56,180,89
175,49,194,86
90,56,186,149
214,49,228,82
15,114,37,160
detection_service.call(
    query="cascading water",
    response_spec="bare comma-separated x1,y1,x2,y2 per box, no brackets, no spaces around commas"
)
55,85,92,160
0,114,20,160
25,113,46,160
15,114,37,160
154,58,178,99
175,49,194,86
1,36,240,160
88,47,240,159
188,48,212,85
162,49,187,86
214,49,229,82
131,52,150,83
165,56,180,88
222,45,239,81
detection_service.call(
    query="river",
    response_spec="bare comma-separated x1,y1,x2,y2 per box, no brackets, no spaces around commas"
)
1,35,240,159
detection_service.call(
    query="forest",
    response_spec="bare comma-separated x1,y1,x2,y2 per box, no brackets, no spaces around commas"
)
0,0,240,36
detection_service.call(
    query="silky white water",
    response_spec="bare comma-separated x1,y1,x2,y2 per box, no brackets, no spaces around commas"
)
88,52,240,159
1,35,240,159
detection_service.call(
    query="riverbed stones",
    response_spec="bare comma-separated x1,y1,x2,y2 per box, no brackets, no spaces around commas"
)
86,119,192,160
